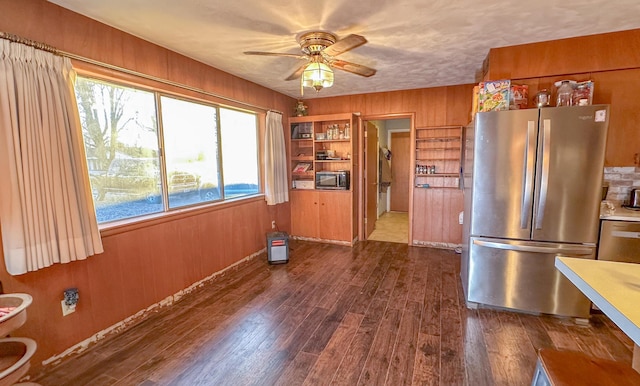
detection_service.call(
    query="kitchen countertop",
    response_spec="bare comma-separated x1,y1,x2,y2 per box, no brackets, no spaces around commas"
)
555,256,640,372
600,204,640,222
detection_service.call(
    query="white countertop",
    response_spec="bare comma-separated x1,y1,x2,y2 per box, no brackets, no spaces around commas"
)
555,256,640,346
601,204,640,222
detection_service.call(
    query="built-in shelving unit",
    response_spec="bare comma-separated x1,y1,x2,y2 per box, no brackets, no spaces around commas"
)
413,126,463,189
288,113,359,245
410,125,465,249
289,114,356,189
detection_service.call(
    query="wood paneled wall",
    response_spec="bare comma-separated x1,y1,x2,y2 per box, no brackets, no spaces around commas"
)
486,29,640,81
485,28,640,166
0,0,295,371
305,85,474,128
304,85,475,247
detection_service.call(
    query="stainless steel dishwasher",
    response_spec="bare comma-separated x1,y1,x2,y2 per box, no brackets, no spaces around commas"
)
598,220,640,263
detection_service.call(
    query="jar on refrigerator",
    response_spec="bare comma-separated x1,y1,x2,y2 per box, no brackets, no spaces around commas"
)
554,80,576,107
572,82,592,106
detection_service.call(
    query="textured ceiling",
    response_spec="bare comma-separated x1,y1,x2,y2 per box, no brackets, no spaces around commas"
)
49,0,640,99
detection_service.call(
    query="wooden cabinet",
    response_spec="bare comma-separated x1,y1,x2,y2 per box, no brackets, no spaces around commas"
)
413,126,463,189
290,190,353,244
288,113,358,244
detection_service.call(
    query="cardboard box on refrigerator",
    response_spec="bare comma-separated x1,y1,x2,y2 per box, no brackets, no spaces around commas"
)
478,80,529,111
509,84,529,110
479,80,511,112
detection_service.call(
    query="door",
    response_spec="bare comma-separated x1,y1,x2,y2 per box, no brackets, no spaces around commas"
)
470,109,539,240
531,105,609,244
318,191,351,242
467,237,595,317
365,121,378,238
290,190,318,238
390,132,410,212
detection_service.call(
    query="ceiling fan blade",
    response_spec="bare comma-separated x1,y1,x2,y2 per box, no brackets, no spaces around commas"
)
244,51,307,60
330,59,376,77
284,63,307,81
322,34,367,57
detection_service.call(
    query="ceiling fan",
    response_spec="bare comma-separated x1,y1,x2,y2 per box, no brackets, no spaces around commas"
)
244,31,376,93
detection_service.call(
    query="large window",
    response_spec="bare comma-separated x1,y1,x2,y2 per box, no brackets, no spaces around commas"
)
75,76,260,224
220,108,259,198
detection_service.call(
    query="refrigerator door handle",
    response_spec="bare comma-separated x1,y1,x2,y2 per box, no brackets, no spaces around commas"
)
472,239,594,255
611,230,640,239
535,119,552,229
521,120,536,229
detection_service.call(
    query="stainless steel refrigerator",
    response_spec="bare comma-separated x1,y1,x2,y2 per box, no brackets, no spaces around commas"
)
461,105,609,318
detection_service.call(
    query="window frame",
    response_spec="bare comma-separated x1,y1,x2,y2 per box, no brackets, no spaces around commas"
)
74,73,263,231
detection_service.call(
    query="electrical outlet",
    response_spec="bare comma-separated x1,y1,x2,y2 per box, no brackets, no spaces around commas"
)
271,220,276,229
61,300,76,316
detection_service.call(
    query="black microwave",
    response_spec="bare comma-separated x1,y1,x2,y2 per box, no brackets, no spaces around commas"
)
315,171,350,190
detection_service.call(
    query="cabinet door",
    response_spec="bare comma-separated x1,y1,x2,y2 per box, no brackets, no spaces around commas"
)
318,191,352,242
590,69,640,166
290,190,319,238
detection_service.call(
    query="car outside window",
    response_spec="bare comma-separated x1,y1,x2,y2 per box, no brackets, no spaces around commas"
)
160,96,219,208
76,77,163,223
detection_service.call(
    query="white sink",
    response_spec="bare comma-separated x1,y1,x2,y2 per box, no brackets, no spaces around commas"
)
0,337,37,386
0,294,32,337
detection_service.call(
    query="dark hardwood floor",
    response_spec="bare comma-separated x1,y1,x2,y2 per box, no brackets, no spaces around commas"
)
33,240,634,385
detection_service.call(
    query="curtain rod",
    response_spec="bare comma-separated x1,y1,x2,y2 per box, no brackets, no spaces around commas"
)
0,31,59,54
0,31,284,116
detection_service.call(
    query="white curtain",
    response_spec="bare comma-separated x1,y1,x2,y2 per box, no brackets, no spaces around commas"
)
0,39,103,275
264,111,289,205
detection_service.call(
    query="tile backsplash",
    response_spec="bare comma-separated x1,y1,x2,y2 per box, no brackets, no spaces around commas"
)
603,166,640,204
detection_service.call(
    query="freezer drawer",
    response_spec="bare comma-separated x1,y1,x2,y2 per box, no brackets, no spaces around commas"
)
598,220,640,263
466,237,596,317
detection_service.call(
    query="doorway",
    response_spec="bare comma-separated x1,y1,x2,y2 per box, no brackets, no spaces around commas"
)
361,115,412,243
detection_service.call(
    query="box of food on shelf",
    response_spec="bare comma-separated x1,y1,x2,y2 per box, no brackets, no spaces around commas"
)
293,180,314,189
292,163,311,173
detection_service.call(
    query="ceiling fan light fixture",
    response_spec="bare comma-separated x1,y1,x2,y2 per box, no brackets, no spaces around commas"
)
302,62,334,92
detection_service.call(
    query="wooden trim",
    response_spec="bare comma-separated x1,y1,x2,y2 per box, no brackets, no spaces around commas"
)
408,117,416,244
415,125,465,130
289,235,353,246
358,112,416,244
359,113,416,243
361,112,416,121
411,241,461,250
289,112,356,122
634,344,640,373
358,116,365,241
